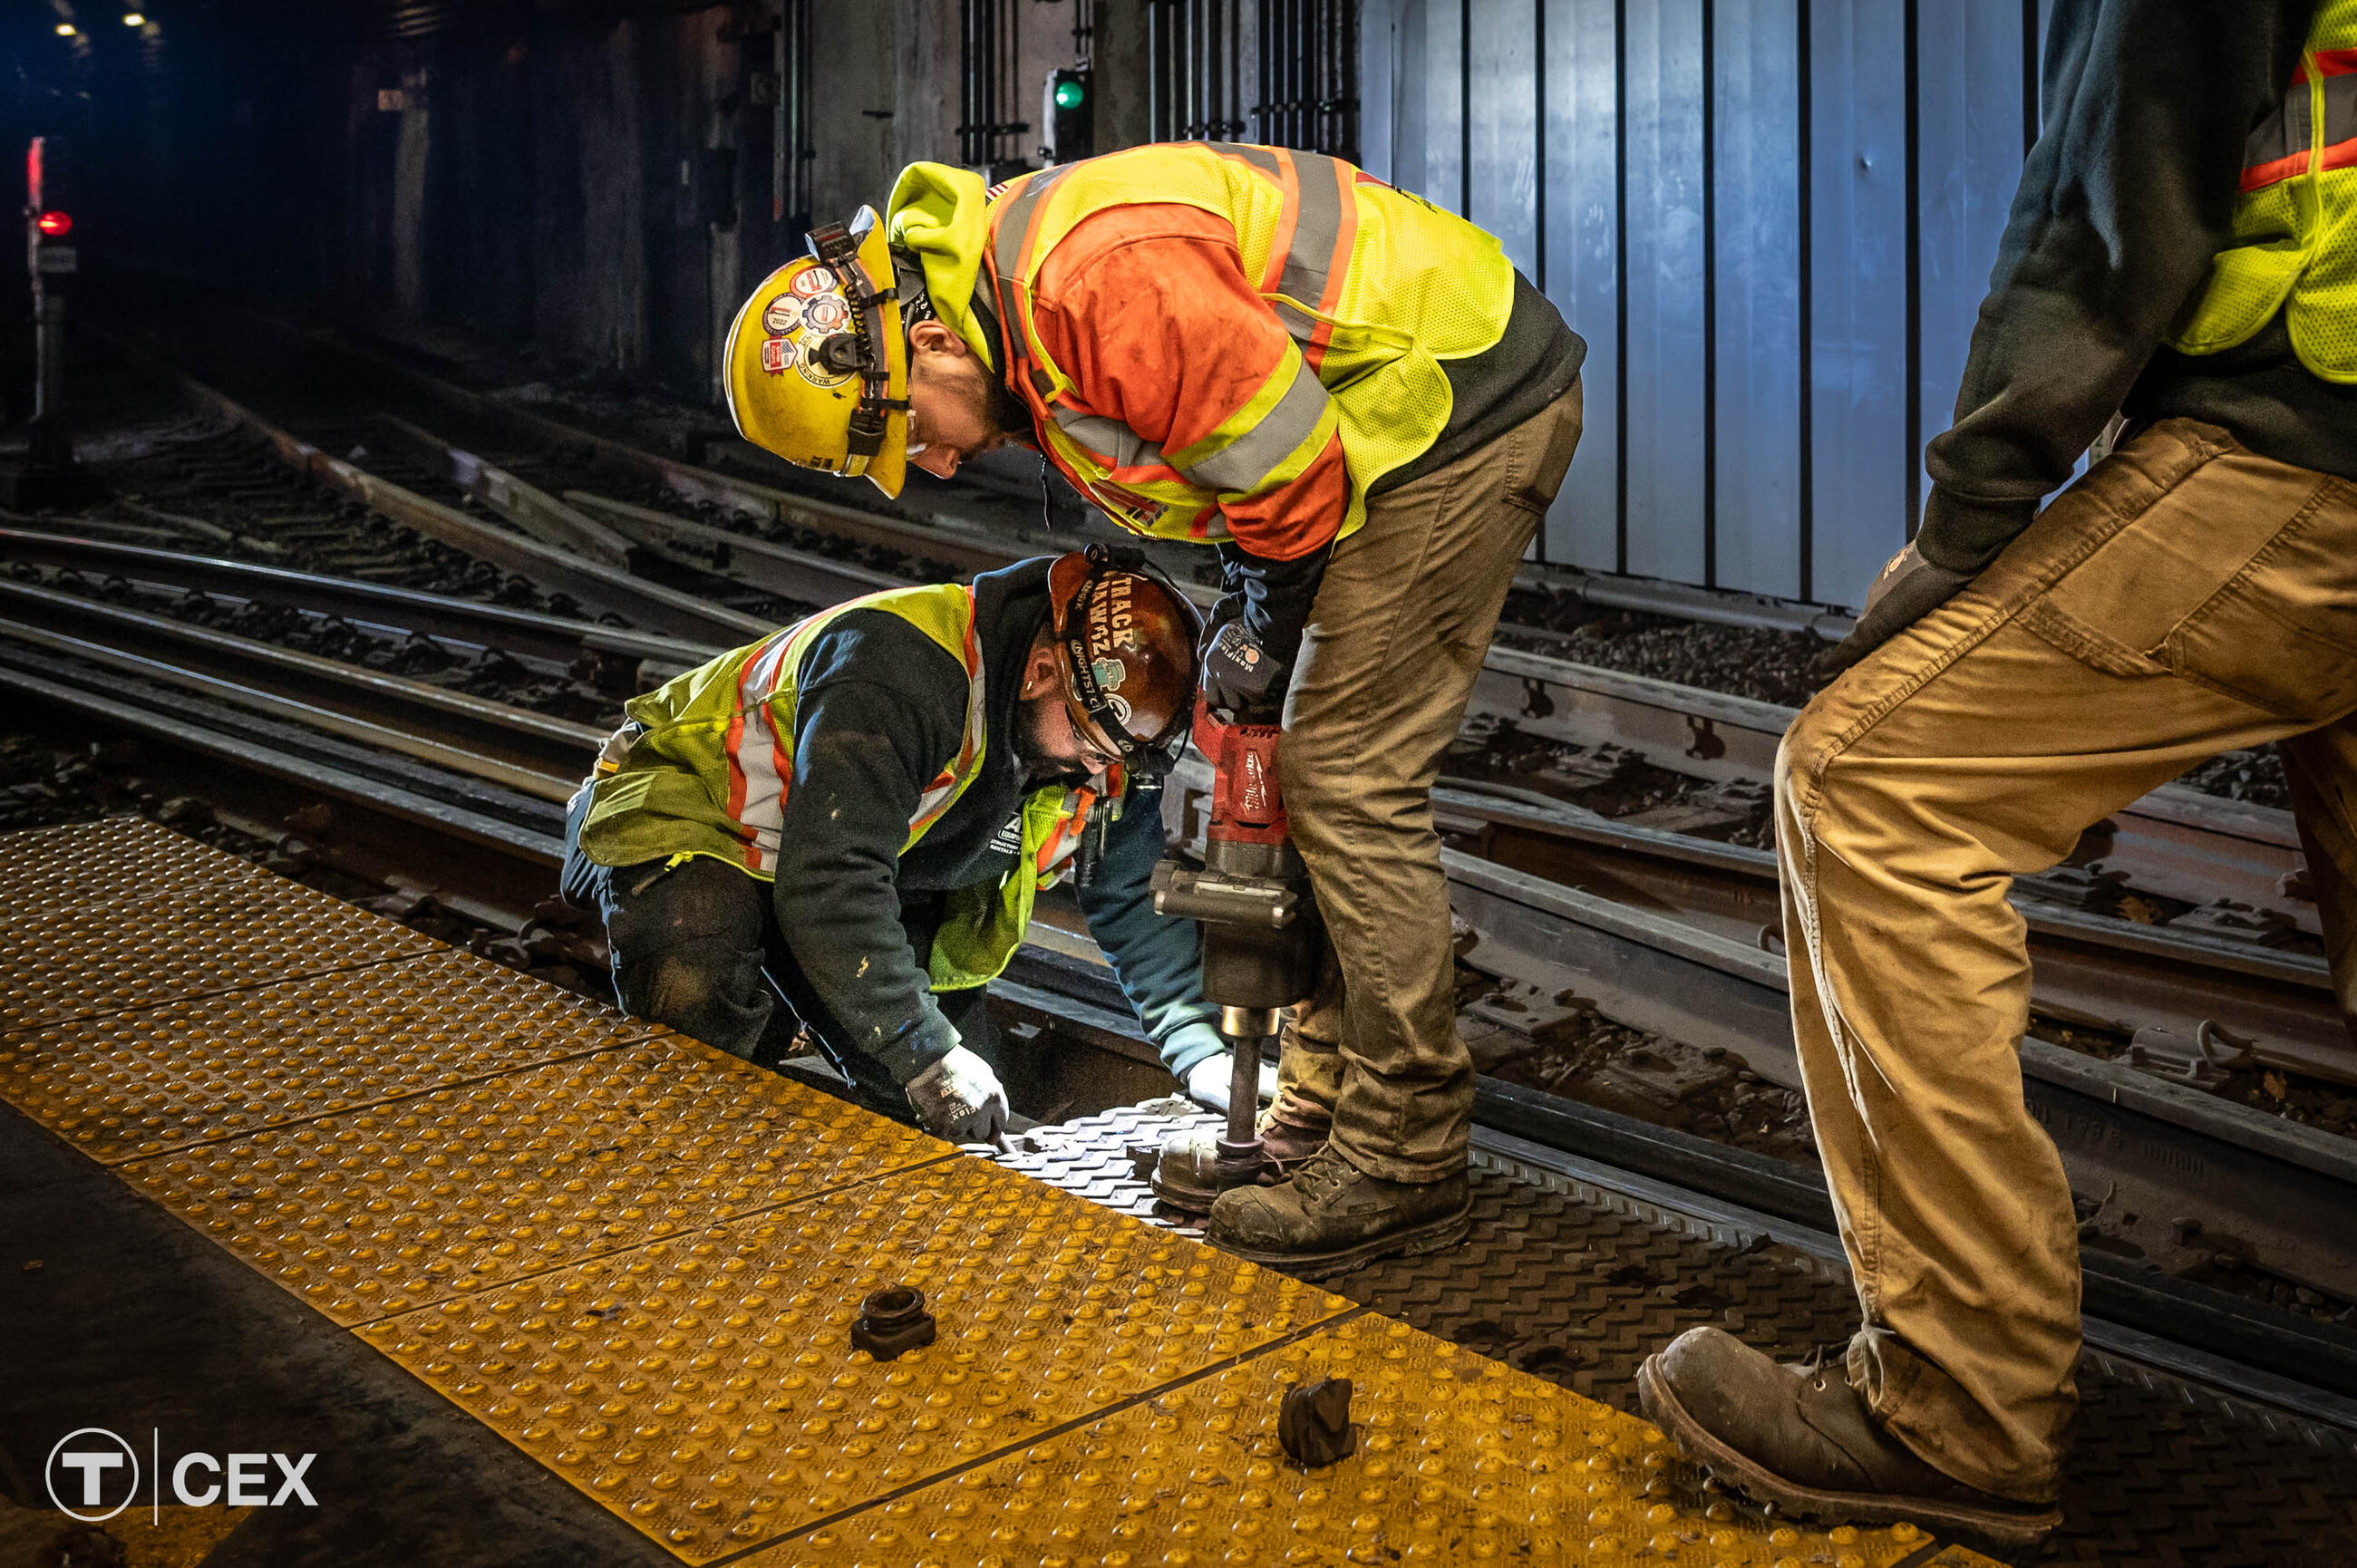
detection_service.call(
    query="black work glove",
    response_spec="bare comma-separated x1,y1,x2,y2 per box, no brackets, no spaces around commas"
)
1198,592,1287,717
1816,541,1975,678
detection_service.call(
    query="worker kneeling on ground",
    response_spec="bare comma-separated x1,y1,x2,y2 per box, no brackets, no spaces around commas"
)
720,141,1585,1273
564,549,1237,1144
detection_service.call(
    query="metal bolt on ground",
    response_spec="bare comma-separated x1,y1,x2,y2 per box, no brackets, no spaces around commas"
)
849,1285,937,1361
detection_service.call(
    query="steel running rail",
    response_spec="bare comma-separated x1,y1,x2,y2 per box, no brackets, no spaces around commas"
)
12,607,2356,1442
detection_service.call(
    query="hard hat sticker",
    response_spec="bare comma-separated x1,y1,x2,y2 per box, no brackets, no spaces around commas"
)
791,265,839,298
797,341,853,388
801,294,851,334
1091,656,1127,692
762,295,804,335
761,337,791,374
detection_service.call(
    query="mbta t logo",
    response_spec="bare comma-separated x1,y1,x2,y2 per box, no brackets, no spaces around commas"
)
44,1429,138,1524
45,1428,316,1522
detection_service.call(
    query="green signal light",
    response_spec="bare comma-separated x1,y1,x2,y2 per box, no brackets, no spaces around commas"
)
1055,79,1086,110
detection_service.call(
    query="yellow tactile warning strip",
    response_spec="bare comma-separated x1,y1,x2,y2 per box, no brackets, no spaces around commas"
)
0,876,440,1033
0,823,2000,1568
357,1157,1356,1561
125,1034,953,1324
0,946,658,1164
756,1313,1955,1568
0,815,276,910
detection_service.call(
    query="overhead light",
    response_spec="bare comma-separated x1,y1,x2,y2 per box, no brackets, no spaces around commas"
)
123,11,147,24
55,23,78,36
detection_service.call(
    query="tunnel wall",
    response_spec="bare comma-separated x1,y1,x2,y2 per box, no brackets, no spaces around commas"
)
25,1,2078,609
1365,0,2064,605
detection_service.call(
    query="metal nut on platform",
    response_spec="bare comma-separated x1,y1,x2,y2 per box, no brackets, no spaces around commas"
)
849,1285,936,1361
1277,1375,1356,1467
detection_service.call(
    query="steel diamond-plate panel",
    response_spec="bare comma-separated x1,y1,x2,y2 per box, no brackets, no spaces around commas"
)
0,947,658,1163
1002,1103,2357,1567
360,1157,1354,1562
0,816,276,913
125,1035,955,1324
755,1312,1984,1568
0,876,437,1034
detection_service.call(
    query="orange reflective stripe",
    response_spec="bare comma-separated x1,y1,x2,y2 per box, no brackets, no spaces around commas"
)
1034,787,1098,876
2238,52,2357,192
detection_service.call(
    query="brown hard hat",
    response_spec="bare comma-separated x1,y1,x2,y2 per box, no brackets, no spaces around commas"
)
1046,546,1202,775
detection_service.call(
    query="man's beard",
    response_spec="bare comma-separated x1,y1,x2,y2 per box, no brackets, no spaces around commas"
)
1013,696,1089,789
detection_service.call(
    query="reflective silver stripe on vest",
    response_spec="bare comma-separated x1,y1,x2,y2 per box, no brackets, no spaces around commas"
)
730,629,801,873
910,625,988,828
1174,354,1332,494
1275,150,1346,312
990,164,1072,303
1206,142,1347,338
2244,79,2315,180
1053,407,1168,469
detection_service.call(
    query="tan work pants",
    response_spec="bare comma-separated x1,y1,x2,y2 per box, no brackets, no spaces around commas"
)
1780,418,2357,1502
1271,384,1585,1181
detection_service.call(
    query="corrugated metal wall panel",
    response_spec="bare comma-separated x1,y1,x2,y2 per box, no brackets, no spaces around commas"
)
1538,0,1620,570
1468,0,1539,280
1913,0,2027,530
1710,0,1802,598
1805,0,1909,605
1622,0,1708,585
1365,0,2057,608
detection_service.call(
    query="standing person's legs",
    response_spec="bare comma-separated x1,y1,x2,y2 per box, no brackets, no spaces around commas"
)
1246,387,1584,1184
1640,421,2357,1540
2278,720,2357,1029
1264,943,1344,1150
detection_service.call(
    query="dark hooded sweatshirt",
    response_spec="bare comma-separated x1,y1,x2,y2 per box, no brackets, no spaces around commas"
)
771,557,1219,1083
1917,0,2339,576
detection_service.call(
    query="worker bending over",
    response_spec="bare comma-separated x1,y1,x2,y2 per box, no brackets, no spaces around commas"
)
1641,0,2352,1551
721,142,1585,1273
564,549,1230,1144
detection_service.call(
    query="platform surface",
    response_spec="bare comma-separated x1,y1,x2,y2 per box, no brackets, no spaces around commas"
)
0,818,2196,1564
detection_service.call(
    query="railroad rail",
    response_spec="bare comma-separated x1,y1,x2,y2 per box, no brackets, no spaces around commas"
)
94,327,2339,1011
7,592,2354,1408
101,314,2326,1048
39,324,2357,1106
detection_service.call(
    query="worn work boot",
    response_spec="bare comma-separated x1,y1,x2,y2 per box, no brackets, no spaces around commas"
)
1206,1147,1472,1279
1636,1328,2061,1549
1255,1108,1331,1176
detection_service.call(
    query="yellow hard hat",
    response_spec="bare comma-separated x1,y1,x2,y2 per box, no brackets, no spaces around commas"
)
723,207,910,498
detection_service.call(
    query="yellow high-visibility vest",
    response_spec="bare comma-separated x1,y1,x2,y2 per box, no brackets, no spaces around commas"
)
2168,0,2357,380
975,141,1521,545
577,581,1111,990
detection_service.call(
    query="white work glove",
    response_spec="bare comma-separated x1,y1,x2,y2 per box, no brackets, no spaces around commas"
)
906,1045,1010,1147
1184,1052,1281,1113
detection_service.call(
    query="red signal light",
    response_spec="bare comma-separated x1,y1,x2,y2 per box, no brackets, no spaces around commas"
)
35,210,72,237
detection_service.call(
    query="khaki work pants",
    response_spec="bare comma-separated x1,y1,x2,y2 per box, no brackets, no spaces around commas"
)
1270,383,1585,1181
1780,418,2357,1502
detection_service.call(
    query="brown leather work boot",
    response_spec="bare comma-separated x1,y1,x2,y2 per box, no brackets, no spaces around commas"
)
1255,1108,1330,1176
1637,1327,2061,1550
1206,1147,1471,1280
